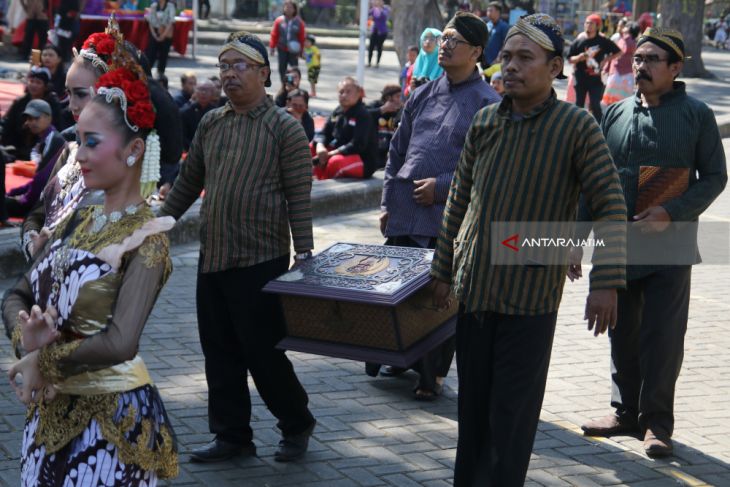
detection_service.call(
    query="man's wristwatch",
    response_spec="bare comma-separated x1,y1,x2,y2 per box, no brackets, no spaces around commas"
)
294,250,312,262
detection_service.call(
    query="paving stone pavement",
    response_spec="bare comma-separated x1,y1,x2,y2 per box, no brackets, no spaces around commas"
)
2,135,730,486
1,103,729,487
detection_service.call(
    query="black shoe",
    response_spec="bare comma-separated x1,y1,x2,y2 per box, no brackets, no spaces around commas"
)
274,420,316,462
365,362,381,377
189,439,256,463
380,366,406,377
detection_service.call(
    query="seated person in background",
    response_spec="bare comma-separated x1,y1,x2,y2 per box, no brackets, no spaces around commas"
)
367,84,403,170
4,100,66,218
0,146,15,227
208,76,228,107
490,70,505,95
181,80,217,151
0,67,64,161
286,89,315,142
275,67,307,108
174,71,197,107
41,44,67,99
312,77,377,180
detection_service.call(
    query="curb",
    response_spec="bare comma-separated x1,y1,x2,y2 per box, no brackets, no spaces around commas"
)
192,31,394,51
0,174,384,280
197,20,361,38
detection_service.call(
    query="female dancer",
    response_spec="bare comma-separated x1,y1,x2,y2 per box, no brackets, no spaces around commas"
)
5,30,178,486
21,21,167,261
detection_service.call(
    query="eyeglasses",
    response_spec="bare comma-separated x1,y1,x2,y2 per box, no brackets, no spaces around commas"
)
216,61,261,73
422,36,437,44
632,54,668,66
439,35,470,50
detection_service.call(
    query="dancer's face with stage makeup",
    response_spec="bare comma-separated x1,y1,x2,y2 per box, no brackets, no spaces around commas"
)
75,101,144,191
66,61,99,122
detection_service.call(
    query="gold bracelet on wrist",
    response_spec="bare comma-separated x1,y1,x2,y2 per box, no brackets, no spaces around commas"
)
11,325,23,360
38,340,83,384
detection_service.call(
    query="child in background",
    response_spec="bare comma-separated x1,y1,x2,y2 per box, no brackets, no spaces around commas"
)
490,71,504,95
400,45,418,97
303,35,321,97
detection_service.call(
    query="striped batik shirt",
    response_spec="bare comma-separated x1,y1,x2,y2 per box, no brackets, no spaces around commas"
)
431,91,627,315
161,97,313,273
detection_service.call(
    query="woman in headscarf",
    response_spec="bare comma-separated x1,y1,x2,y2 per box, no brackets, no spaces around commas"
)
405,28,443,96
412,27,443,81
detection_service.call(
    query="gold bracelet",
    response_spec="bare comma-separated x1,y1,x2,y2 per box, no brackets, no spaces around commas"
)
38,340,83,384
11,325,23,360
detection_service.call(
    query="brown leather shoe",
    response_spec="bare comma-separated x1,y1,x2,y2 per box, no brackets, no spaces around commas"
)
581,414,639,437
644,428,673,458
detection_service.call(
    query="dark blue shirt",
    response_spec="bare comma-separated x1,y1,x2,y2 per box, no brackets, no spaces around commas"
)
382,69,501,244
485,19,509,66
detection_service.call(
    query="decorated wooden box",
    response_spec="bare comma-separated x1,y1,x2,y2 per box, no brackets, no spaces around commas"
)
263,243,457,367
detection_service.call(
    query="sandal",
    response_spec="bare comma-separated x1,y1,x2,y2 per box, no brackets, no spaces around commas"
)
414,383,443,401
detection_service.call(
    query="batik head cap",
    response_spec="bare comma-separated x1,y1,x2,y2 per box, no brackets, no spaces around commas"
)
444,11,489,49
219,31,271,87
637,27,687,60
505,13,567,79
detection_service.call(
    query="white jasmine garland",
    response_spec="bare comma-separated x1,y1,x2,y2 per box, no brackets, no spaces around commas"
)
140,131,161,198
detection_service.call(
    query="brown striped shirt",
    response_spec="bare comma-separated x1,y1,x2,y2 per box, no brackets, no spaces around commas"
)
431,91,627,315
160,97,313,273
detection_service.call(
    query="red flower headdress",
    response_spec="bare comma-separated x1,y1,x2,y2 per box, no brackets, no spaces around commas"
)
77,26,118,73
92,15,156,131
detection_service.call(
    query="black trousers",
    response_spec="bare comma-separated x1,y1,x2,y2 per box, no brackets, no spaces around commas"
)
196,256,314,445
22,19,48,58
56,19,80,63
610,266,691,436
277,48,299,84
368,31,387,65
145,36,172,76
454,309,557,487
574,79,605,123
198,0,210,19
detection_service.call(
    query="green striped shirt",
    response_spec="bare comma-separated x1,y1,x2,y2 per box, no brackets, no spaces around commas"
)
161,97,313,273
431,91,627,315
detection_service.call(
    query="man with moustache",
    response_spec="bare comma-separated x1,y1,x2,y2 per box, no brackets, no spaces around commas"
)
430,14,627,486
579,28,727,457
161,32,317,464
371,11,500,399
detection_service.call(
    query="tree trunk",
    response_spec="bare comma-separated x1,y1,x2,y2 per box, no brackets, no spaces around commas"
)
632,0,659,20
660,0,709,77
391,0,445,66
